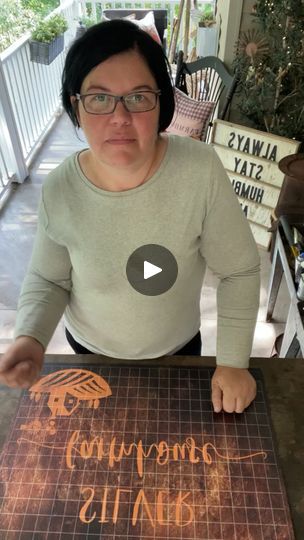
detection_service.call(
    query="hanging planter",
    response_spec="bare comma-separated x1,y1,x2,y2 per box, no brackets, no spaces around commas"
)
30,14,68,65
30,34,64,65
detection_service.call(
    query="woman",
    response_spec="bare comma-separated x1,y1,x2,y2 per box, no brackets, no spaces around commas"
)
0,20,260,413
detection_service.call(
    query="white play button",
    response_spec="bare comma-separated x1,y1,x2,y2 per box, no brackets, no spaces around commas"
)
126,244,178,296
144,260,162,280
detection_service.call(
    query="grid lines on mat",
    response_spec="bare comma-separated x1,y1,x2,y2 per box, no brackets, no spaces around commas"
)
0,365,294,540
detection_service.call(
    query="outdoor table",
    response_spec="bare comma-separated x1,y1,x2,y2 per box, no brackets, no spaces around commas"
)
266,221,304,357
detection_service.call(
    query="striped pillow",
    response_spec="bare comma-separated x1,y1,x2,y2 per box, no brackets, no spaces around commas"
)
167,88,215,140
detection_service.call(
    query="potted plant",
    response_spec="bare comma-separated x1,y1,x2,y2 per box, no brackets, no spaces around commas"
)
198,12,216,28
197,10,218,57
30,14,68,65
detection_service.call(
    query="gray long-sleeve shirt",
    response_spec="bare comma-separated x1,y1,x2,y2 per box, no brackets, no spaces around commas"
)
15,135,260,366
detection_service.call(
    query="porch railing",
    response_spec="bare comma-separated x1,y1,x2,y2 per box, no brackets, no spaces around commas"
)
0,0,78,201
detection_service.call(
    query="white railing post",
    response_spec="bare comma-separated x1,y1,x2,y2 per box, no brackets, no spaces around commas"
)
0,59,28,183
0,0,79,194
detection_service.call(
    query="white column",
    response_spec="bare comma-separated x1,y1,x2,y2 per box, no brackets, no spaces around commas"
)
216,0,243,70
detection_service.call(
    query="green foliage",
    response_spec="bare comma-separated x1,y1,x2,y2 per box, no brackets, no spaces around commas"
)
0,0,38,52
81,17,98,29
31,14,68,42
0,0,60,52
198,12,216,27
198,3,215,26
233,0,304,141
21,0,59,17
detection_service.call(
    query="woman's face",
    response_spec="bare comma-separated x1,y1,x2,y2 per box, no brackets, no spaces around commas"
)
75,49,161,169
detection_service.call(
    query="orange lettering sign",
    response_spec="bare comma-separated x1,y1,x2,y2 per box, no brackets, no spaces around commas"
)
15,368,269,532
66,431,267,478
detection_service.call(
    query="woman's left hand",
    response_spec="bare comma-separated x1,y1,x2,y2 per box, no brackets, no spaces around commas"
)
211,365,257,413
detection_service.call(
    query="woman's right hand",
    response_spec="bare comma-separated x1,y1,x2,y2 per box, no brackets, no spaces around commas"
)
0,336,44,389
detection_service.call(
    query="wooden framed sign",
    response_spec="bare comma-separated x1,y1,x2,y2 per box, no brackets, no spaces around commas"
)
211,120,301,248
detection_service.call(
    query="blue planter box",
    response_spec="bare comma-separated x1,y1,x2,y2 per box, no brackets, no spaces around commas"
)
30,34,64,65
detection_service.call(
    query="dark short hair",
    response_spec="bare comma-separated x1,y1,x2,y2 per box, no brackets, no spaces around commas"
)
61,19,175,133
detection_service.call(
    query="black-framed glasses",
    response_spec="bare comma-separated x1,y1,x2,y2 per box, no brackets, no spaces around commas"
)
75,90,161,115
